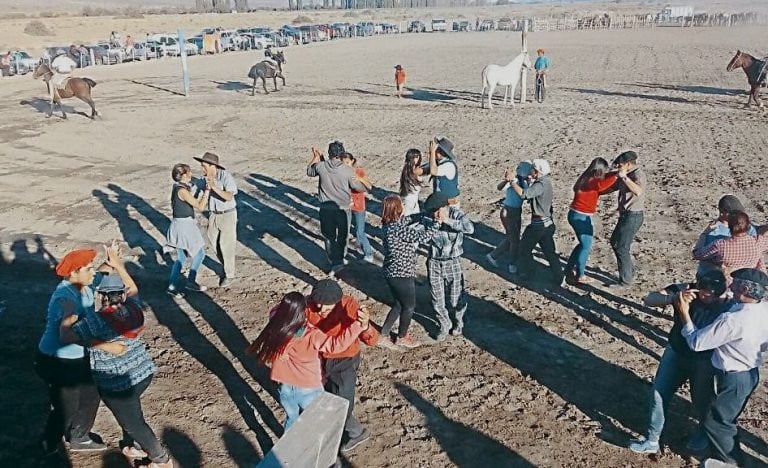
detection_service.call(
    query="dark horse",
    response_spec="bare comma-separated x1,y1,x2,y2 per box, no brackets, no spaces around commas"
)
727,50,767,108
32,63,98,119
248,51,286,96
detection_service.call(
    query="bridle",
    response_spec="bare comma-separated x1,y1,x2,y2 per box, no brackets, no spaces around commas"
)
728,51,743,71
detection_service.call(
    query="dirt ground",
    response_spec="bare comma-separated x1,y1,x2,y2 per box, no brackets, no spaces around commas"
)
1,23,767,468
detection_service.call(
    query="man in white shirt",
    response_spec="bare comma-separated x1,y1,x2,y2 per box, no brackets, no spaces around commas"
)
49,54,77,101
676,268,768,466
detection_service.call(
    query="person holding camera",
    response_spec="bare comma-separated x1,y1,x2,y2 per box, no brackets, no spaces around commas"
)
194,152,238,288
307,141,368,275
630,270,730,455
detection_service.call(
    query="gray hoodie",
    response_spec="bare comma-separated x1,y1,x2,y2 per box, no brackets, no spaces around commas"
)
307,158,367,210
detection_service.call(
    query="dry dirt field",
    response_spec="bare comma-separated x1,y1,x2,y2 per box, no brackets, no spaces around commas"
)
1,21,768,468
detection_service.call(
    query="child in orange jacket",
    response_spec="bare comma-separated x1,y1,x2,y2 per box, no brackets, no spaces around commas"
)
394,64,406,98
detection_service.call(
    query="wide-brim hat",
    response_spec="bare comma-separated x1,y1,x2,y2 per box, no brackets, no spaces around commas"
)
193,152,225,170
394,64,402,69
435,136,455,159
96,274,128,293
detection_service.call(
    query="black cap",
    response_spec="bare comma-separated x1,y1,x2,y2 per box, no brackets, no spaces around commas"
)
423,192,450,212
310,279,343,305
696,270,727,296
731,268,768,287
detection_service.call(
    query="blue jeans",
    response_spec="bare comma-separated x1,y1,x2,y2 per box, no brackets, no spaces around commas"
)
565,210,594,278
645,346,715,442
169,247,205,288
352,210,373,257
278,384,324,430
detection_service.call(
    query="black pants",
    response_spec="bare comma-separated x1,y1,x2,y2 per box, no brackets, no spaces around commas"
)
703,368,760,465
323,354,365,439
610,211,644,285
35,351,100,448
319,206,351,267
517,222,563,281
99,376,169,464
382,277,416,338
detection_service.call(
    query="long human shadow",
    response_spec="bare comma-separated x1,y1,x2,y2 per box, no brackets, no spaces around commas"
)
629,82,745,97
162,426,202,468
221,423,261,468
93,184,282,456
0,237,69,467
396,383,535,467
562,87,694,104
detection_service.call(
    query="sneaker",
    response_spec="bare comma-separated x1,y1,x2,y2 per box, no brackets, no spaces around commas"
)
219,277,233,288
341,428,370,452
395,334,421,348
69,438,107,452
378,336,399,350
701,459,737,468
122,445,148,458
508,264,518,274
450,326,463,336
362,255,374,263
185,282,207,292
485,253,499,268
166,286,184,299
629,437,659,454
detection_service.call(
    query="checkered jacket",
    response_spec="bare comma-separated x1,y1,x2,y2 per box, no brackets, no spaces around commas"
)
692,233,768,273
426,207,474,261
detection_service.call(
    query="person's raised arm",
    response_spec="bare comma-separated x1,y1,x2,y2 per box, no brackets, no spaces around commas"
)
178,184,210,211
428,140,439,176
104,240,138,297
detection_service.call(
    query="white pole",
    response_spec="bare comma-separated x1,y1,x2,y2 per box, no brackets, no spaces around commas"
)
178,28,190,96
519,20,528,104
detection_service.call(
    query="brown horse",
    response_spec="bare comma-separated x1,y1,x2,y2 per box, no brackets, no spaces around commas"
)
32,63,98,119
248,50,286,96
726,50,767,108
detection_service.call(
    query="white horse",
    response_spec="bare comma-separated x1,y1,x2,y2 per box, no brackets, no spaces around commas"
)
480,52,532,109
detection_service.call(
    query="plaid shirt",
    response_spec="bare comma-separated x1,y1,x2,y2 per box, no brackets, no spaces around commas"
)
693,234,768,273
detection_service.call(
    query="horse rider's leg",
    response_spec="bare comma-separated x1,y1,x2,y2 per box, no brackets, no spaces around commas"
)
55,95,66,119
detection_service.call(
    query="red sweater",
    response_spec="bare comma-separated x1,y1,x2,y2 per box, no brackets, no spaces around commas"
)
306,295,380,359
269,321,364,388
570,175,618,215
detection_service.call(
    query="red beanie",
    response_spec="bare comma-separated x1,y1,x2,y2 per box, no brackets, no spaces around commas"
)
55,249,97,278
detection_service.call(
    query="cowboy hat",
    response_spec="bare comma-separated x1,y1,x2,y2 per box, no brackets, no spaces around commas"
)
193,152,225,170
394,64,403,69
435,136,455,159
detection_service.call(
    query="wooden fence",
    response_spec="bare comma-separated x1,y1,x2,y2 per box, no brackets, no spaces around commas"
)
525,12,768,32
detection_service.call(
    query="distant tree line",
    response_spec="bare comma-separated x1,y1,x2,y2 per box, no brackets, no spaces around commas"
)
195,0,250,13
193,0,476,12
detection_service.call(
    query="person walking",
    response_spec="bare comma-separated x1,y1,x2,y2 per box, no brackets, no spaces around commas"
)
564,157,618,285
510,159,564,285
394,65,406,98
165,163,210,297
307,141,368,274
693,211,768,275
380,195,441,348
693,195,757,275
341,153,374,262
399,149,425,216
194,152,238,288
36,248,118,456
629,270,730,455
427,137,460,205
486,160,532,274
246,292,371,430
678,268,768,467
423,192,474,340
602,151,645,286
304,279,380,453
59,252,173,468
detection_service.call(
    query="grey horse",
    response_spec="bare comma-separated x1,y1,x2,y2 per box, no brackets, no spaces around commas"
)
248,51,286,96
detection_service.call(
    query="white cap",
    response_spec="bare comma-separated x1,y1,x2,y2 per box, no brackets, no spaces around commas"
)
532,159,551,176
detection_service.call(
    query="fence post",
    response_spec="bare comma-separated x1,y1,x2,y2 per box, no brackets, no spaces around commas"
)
178,28,190,96
519,20,528,104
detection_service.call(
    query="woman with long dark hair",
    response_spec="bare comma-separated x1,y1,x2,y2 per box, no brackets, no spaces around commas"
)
246,292,370,429
380,195,441,348
565,157,617,284
165,163,210,296
399,149,425,216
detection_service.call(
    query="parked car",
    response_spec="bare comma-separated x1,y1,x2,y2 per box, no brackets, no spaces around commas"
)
165,40,198,56
453,20,471,31
220,31,244,51
123,43,150,61
84,45,110,65
298,25,319,43
497,17,514,30
479,19,496,31
408,20,427,33
280,25,301,42
187,36,204,55
268,33,290,47
432,18,447,32
96,42,127,64
331,22,352,38
9,51,37,74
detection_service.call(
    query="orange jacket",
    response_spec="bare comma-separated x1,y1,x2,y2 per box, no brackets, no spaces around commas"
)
395,69,406,85
306,295,379,359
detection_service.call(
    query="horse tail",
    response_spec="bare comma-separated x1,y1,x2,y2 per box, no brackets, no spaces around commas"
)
83,78,97,88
